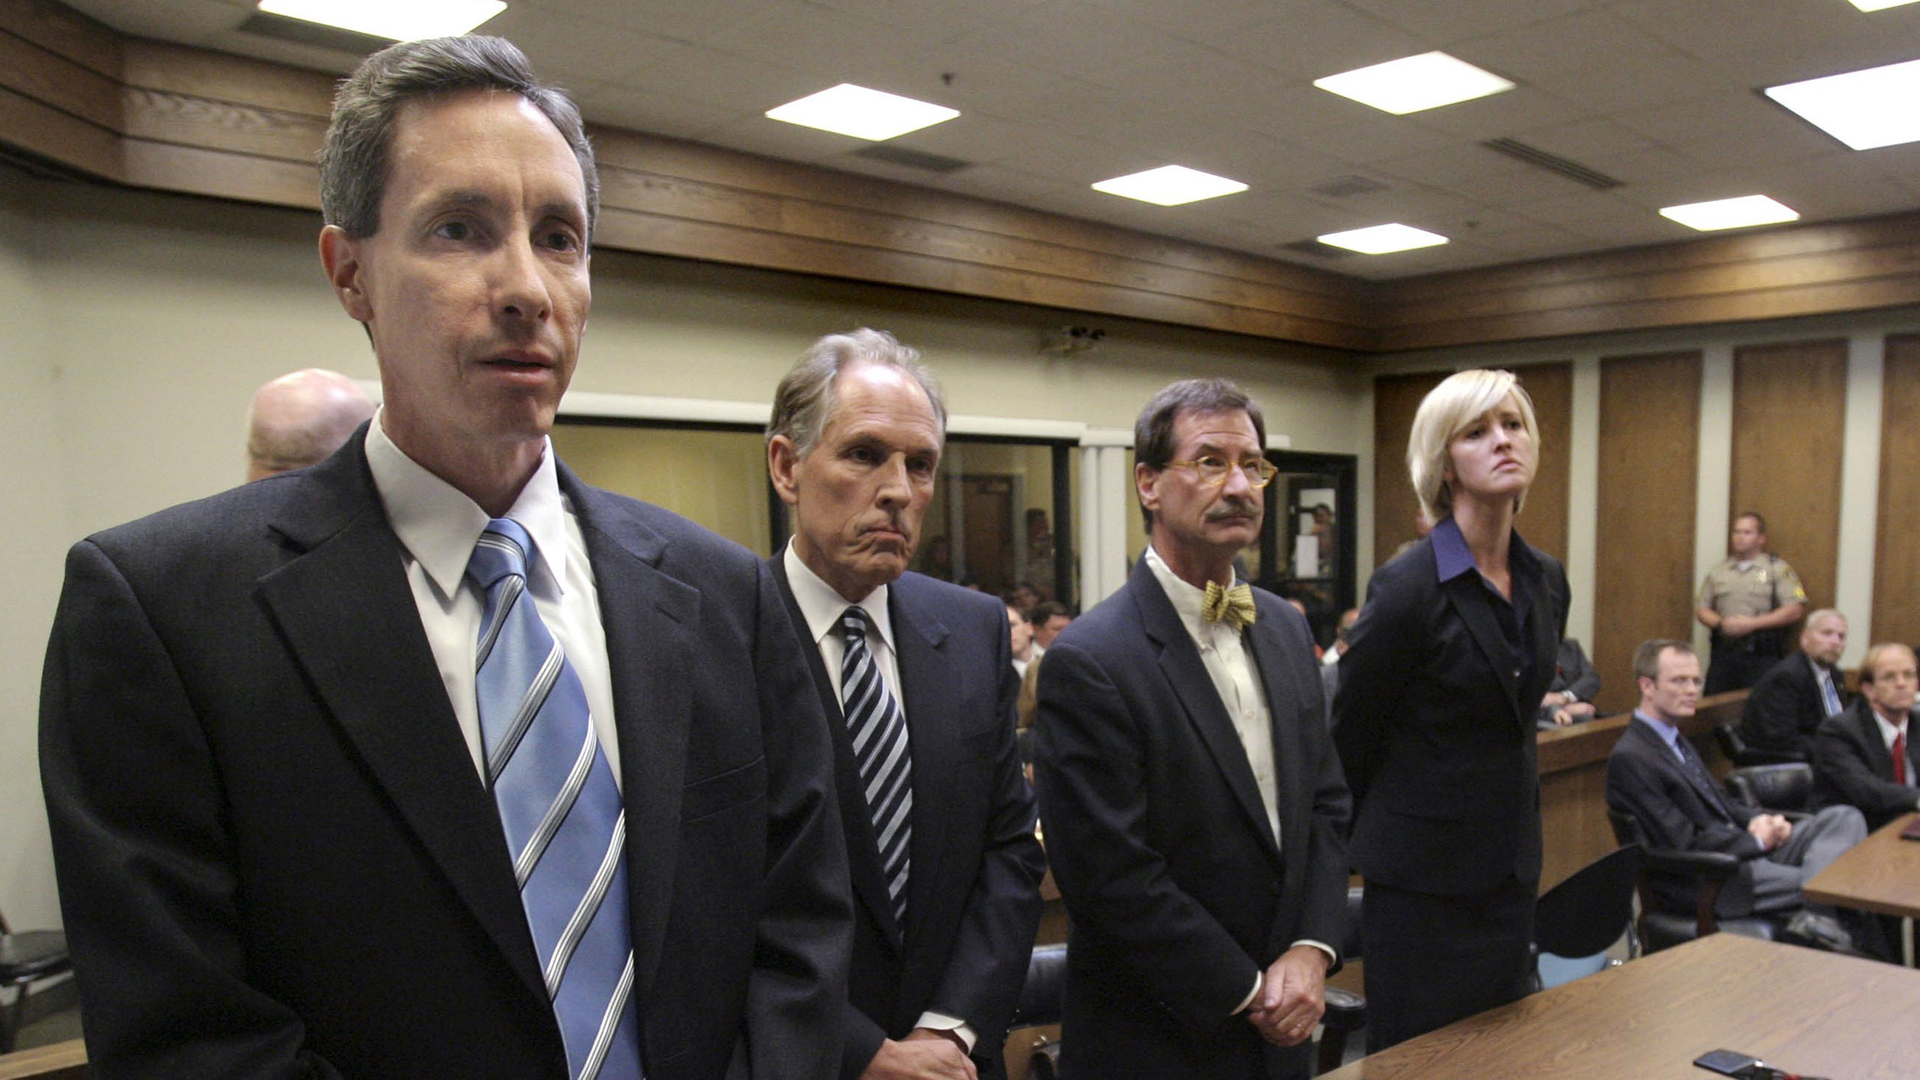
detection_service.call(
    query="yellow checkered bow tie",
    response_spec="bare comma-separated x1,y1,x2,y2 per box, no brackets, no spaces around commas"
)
1201,581,1257,629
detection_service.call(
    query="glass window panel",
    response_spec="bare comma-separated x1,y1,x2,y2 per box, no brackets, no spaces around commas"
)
917,438,1076,608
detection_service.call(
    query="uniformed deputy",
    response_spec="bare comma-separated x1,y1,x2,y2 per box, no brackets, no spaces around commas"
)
1696,511,1808,694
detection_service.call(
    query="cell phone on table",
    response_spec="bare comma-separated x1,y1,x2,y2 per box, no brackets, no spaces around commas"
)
1693,1050,1830,1080
1694,1051,1764,1078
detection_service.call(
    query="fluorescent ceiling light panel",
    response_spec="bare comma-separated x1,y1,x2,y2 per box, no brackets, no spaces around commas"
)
1850,0,1920,11
1765,57,1920,150
1313,51,1514,115
1316,223,1449,254
765,84,959,141
1658,195,1800,231
256,0,504,41
1090,165,1248,206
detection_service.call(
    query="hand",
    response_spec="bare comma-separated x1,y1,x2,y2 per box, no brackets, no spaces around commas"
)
1720,615,1753,638
858,1030,976,1080
1553,701,1596,726
1246,946,1328,1047
1551,707,1575,727
1747,814,1791,849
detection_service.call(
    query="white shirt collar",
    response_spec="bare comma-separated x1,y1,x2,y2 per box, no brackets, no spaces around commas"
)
364,410,569,601
1870,703,1910,748
1144,544,1229,643
782,540,894,654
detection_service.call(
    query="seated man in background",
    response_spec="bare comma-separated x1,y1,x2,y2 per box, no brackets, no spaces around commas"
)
1607,640,1866,936
1538,637,1600,728
1813,642,1920,831
1739,609,1851,760
243,366,375,481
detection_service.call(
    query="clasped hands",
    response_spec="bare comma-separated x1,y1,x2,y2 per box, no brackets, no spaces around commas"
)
860,1027,975,1080
1246,945,1328,1048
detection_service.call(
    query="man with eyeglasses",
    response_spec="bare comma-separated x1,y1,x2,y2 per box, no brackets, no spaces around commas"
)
1033,379,1351,1080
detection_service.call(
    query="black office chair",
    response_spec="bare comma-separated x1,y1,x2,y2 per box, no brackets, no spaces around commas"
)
1314,885,1366,1076
1713,723,1808,768
1606,809,1781,952
0,907,71,1054
1531,845,1642,990
1009,943,1066,1080
1724,762,1814,814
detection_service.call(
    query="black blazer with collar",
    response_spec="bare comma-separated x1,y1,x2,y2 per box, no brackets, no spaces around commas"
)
769,562,1046,1080
1605,717,1769,915
1813,699,1920,830
1333,531,1569,895
1741,652,1849,759
39,432,852,1080
1033,559,1351,1080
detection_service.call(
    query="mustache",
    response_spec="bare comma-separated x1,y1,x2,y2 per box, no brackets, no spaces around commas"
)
1205,498,1260,522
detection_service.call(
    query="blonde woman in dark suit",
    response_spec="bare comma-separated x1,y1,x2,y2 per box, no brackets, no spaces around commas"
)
1334,369,1569,1051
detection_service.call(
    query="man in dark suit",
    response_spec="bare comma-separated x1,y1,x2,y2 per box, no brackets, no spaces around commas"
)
40,37,849,1080
1538,637,1601,727
765,330,1046,1080
1034,379,1351,1080
1739,609,1852,759
1607,640,1864,922
1813,642,1920,830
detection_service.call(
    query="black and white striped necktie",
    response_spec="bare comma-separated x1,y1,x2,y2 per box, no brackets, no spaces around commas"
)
839,606,913,929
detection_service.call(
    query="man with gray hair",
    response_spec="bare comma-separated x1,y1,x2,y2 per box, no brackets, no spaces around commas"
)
43,35,848,1080
1739,608,1852,760
244,367,375,481
766,329,1045,1080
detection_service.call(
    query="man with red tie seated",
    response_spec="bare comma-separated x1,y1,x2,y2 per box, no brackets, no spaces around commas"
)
1813,642,1920,831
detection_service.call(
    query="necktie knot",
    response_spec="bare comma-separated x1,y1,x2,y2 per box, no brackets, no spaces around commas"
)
1202,580,1257,629
841,605,873,644
468,518,536,590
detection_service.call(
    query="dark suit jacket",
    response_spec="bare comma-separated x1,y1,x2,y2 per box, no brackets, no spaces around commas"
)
1033,559,1351,1080
1605,718,1769,916
1333,532,1568,895
40,434,852,1080
1740,653,1849,759
769,563,1046,1080
1813,699,1920,830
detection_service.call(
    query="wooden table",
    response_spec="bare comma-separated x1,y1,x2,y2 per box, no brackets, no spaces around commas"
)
1318,933,1920,1080
1804,811,1920,965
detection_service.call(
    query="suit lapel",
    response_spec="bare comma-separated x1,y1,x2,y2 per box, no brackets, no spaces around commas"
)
1853,705,1898,779
768,556,905,952
1130,560,1281,865
255,445,545,1002
564,473,699,1007
1244,601,1302,872
890,581,957,951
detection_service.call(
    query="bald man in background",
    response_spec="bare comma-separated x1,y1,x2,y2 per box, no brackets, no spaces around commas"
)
244,367,375,481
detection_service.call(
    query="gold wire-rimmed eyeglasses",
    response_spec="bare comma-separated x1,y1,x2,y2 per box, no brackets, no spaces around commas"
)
1163,456,1278,488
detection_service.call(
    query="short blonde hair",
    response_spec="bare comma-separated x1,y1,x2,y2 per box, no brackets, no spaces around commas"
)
1407,368,1539,525
1861,642,1916,684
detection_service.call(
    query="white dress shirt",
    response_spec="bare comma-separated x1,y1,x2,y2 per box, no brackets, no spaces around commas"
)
1143,546,1334,1012
780,542,975,1052
364,416,621,783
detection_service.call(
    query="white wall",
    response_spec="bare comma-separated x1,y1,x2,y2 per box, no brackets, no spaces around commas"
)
3,166,1371,927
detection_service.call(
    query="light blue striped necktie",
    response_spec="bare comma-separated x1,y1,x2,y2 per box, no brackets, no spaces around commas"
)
469,518,643,1080
839,606,913,930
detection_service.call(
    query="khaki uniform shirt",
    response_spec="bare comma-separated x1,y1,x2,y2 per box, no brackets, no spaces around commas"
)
1697,555,1806,618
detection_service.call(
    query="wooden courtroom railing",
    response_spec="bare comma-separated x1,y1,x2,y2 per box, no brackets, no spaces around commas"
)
0,1040,85,1080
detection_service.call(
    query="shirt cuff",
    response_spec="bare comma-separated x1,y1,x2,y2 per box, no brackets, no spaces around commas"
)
1293,939,1338,967
1233,973,1262,1016
914,1012,976,1054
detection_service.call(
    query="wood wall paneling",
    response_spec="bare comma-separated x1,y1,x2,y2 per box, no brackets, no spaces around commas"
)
1594,351,1702,715
1873,335,1920,647
1729,339,1847,616
1371,371,1446,570
1516,362,1572,565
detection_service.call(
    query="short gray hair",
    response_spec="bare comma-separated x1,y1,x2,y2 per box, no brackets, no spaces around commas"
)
766,329,946,456
319,35,598,241
1132,378,1266,529
1407,368,1538,525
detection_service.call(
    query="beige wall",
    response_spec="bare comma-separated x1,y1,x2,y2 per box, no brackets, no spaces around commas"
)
3,166,1371,927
